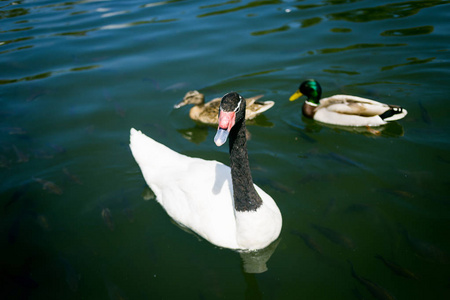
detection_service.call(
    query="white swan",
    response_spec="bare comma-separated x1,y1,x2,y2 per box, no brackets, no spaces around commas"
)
129,92,282,250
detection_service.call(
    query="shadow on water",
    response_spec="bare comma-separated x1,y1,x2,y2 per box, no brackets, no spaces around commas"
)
284,112,405,139
313,121,405,138
177,125,210,144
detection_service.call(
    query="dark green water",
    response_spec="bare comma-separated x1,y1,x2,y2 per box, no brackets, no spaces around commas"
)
1,0,450,299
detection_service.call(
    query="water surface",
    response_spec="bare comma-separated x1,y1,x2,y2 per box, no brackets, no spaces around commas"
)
1,0,450,299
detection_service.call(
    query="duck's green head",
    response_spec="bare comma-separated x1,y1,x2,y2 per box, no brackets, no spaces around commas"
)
289,79,322,105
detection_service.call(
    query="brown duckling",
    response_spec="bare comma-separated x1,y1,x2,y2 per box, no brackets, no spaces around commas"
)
174,90,274,125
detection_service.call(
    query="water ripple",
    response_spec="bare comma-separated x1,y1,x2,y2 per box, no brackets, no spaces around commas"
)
316,43,406,55
197,0,281,18
329,0,450,22
0,65,101,85
381,57,436,71
0,0,449,298
381,25,434,37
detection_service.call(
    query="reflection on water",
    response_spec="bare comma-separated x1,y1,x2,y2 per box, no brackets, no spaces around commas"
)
381,25,434,37
328,1,449,22
177,125,210,144
247,1,446,38
239,238,281,273
197,0,276,17
381,57,435,71
251,24,290,36
0,65,100,85
317,43,406,55
251,16,323,36
323,67,360,75
99,17,179,30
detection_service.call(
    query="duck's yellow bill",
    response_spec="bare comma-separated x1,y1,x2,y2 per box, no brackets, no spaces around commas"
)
289,90,303,101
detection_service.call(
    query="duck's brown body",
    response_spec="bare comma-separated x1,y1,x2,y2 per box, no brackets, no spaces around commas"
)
175,91,274,125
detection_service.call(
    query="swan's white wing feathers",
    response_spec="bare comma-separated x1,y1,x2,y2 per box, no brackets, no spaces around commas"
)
130,128,239,248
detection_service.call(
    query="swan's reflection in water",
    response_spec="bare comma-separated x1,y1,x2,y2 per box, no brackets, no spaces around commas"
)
167,212,281,274
239,238,281,274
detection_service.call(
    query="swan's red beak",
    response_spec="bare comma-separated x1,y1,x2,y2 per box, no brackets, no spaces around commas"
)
214,111,236,146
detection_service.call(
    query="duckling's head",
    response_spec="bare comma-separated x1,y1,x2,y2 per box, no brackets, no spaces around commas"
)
174,90,205,108
289,79,322,105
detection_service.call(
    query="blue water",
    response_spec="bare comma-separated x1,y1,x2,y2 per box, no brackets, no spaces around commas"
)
1,0,450,299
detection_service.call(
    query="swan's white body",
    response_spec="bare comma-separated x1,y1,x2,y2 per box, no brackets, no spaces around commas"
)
129,128,282,250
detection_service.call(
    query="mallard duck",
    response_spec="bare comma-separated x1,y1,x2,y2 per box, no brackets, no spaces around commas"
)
130,92,282,250
174,90,275,125
289,79,407,127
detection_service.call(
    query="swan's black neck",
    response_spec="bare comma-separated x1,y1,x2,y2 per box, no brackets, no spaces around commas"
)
228,118,262,212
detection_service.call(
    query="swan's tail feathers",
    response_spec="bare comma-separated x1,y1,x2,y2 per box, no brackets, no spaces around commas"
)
380,105,408,122
130,128,141,142
130,128,152,165
130,128,178,168
130,128,150,155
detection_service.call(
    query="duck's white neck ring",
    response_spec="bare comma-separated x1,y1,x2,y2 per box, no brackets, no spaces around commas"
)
305,100,318,107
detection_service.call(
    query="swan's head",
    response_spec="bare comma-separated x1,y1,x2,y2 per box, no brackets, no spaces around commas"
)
214,92,245,147
174,90,205,108
289,79,322,105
